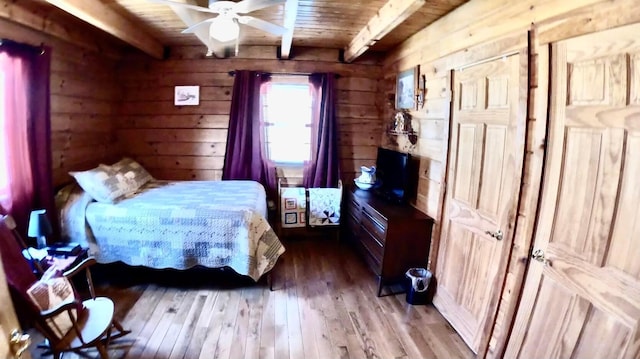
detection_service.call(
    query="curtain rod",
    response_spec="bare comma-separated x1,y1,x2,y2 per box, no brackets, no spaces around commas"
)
228,71,340,78
0,39,47,55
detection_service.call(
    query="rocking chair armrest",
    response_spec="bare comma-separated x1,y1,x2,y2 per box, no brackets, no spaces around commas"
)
63,257,97,279
40,298,82,318
63,256,98,299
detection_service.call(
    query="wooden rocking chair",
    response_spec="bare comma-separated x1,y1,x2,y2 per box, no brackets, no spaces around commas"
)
26,256,131,359
0,215,131,358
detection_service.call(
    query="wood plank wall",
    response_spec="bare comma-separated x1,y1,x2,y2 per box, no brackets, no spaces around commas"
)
0,12,124,189
379,64,450,272
49,49,122,187
116,46,383,184
382,0,640,357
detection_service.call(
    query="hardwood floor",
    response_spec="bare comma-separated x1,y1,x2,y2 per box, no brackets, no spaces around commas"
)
27,238,474,359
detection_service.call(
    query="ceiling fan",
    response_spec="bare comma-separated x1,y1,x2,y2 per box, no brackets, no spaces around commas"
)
149,0,288,44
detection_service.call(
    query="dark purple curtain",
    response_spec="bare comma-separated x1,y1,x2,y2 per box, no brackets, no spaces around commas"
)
29,46,55,233
0,40,52,325
303,73,340,188
0,41,54,236
222,70,277,199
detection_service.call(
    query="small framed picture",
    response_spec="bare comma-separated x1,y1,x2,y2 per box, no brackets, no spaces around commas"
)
174,86,200,106
284,198,297,210
284,212,297,224
396,67,418,110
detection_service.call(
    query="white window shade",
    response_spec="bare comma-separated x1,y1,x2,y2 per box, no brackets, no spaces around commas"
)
263,82,312,164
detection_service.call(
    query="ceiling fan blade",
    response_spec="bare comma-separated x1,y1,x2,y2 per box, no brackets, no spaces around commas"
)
237,16,286,35
234,0,287,14
147,0,219,14
181,18,217,33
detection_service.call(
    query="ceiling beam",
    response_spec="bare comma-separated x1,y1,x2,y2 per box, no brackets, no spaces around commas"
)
0,0,123,59
44,0,165,59
279,0,299,59
344,0,425,63
169,2,227,58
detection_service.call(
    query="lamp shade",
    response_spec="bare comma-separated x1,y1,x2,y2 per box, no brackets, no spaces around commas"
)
209,17,239,42
28,209,52,248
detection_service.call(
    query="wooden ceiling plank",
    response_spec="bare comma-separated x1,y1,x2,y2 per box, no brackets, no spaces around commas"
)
343,0,426,63
280,0,299,59
44,0,165,59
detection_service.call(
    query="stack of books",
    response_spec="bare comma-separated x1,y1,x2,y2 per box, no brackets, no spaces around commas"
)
46,242,82,256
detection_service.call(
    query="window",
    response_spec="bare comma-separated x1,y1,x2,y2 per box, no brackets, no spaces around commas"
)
262,78,312,164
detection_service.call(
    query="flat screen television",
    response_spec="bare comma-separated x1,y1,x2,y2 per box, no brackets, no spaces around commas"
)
374,147,411,203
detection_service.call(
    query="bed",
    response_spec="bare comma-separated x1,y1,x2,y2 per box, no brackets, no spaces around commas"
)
56,179,285,281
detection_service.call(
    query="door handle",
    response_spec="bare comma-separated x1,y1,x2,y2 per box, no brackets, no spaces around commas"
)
531,249,550,266
484,229,503,240
9,329,30,358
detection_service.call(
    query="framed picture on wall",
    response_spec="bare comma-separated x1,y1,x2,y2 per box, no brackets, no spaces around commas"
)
174,86,200,106
396,67,418,110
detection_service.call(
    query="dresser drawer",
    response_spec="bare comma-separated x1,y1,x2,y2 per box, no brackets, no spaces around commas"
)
360,248,382,275
360,225,384,263
348,196,362,214
361,207,387,243
346,213,360,237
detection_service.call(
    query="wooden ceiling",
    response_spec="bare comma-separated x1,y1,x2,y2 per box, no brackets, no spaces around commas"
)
27,0,468,61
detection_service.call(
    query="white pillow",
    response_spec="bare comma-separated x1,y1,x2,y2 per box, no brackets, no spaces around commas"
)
69,165,136,203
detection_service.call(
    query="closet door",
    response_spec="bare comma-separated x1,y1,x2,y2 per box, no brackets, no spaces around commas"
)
505,24,640,359
434,51,527,353
0,255,30,359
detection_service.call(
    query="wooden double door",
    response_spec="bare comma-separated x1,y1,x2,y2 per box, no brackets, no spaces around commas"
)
505,24,640,358
437,23,640,358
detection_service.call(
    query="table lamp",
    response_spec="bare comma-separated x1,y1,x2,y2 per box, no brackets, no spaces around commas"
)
28,209,52,249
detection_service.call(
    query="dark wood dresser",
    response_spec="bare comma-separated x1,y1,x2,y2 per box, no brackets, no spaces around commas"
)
344,187,433,296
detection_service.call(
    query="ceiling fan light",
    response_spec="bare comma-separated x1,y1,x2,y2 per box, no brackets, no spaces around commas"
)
210,17,239,42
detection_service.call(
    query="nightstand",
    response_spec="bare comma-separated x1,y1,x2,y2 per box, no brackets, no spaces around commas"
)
43,247,89,273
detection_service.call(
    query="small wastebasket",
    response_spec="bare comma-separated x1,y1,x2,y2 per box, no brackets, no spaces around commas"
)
405,268,432,305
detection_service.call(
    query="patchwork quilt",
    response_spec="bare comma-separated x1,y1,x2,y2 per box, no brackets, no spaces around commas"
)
308,186,342,226
56,180,285,281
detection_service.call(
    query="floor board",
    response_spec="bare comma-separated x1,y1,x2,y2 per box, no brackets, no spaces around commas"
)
27,238,474,359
